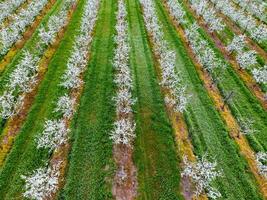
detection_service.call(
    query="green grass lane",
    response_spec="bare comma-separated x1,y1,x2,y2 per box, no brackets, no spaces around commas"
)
126,0,182,199
59,0,117,199
0,0,86,198
152,0,264,199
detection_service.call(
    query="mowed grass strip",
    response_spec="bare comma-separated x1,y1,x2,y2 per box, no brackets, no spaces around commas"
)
60,0,117,199
0,0,86,198
150,0,263,199
126,0,182,199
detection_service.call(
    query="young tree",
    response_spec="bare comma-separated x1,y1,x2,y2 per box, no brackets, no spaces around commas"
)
252,65,267,84
21,162,61,200
54,94,75,119
8,50,38,93
38,26,53,46
256,152,267,178
251,24,267,43
0,91,23,119
226,34,246,54
190,0,225,32
182,155,222,199
166,0,186,25
237,118,258,135
36,119,69,151
110,118,136,145
236,50,257,69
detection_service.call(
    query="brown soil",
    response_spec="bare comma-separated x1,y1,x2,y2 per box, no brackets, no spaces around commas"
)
0,0,57,74
112,144,138,200
0,2,77,167
166,6,267,197
182,0,267,110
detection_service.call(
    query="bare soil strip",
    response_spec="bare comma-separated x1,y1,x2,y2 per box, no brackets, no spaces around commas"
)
0,0,57,73
112,144,138,200
0,2,77,167
207,0,267,60
182,0,267,110
164,5,267,197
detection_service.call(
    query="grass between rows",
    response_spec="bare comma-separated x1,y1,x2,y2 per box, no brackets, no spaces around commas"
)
59,0,117,199
0,0,86,198
126,0,182,199
152,0,264,199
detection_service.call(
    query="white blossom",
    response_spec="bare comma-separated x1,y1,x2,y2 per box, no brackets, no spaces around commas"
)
232,0,267,22
211,0,267,43
21,162,61,200
251,24,267,43
54,94,75,118
7,50,38,92
236,50,257,69
0,0,48,55
226,35,246,53
190,0,225,32
0,50,39,119
182,155,222,199
110,119,136,145
256,152,267,178
252,65,267,84
0,0,26,25
0,91,24,119
165,0,186,25
111,0,136,146
185,23,224,72
22,0,101,198
61,0,99,89
36,119,69,151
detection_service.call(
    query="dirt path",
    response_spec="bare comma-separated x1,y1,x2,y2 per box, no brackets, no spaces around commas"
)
165,6,267,197
112,144,138,200
182,0,267,111
0,2,78,167
0,0,57,74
